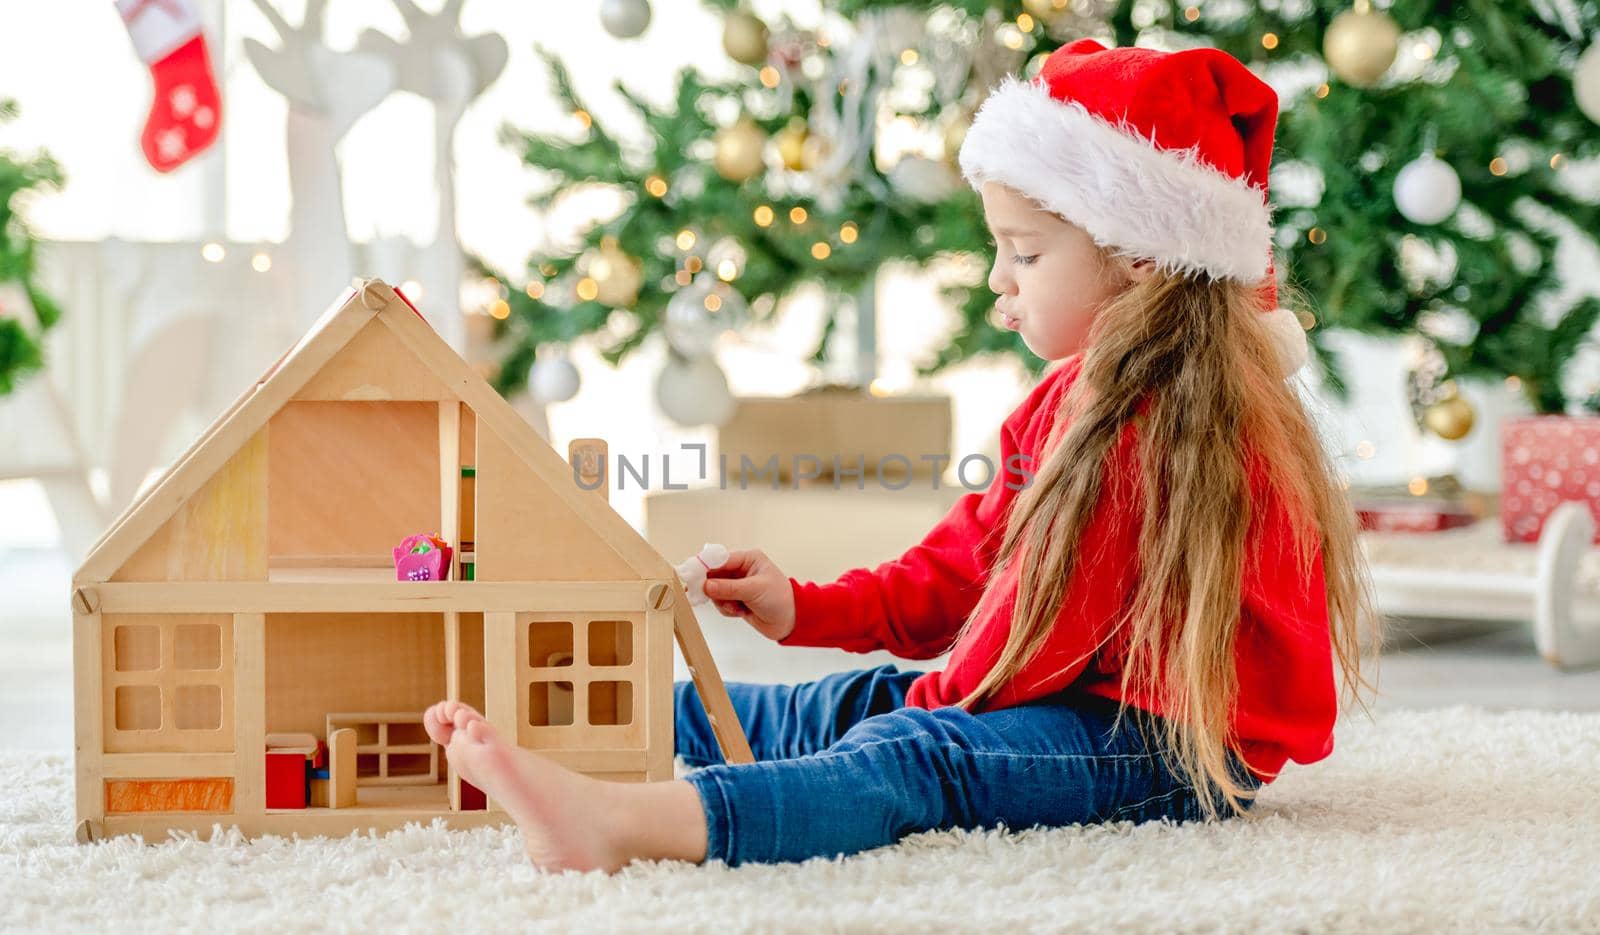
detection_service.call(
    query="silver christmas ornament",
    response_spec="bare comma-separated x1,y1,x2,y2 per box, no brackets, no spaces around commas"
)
600,0,651,39
656,354,736,427
663,273,748,358
528,354,580,403
1393,151,1462,225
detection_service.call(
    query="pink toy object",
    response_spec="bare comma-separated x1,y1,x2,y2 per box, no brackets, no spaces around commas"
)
394,533,453,582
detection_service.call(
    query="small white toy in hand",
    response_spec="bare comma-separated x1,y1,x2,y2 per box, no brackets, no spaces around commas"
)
676,543,731,606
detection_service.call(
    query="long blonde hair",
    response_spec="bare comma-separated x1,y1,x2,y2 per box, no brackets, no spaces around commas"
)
954,252,1383,821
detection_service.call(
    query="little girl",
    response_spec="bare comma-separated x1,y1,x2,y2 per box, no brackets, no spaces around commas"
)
422,37,1380,872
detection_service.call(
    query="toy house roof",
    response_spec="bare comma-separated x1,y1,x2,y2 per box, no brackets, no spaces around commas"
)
73,278,676,587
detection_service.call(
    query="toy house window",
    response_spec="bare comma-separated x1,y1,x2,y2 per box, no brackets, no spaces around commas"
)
529,620,574,669
588,682,633,726
519,613,642,735
103,615,233,754
587,620,632,667
529,681,576,727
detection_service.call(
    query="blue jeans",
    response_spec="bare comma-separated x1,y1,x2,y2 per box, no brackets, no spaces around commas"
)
675,664,1263,866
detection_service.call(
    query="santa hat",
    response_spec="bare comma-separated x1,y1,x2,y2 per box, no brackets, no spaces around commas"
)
958,38,1309,376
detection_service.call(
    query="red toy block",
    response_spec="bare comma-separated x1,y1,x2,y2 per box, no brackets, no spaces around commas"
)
460,779,486,811
265,750,307,809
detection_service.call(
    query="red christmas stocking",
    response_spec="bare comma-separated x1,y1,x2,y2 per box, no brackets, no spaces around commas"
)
115,0,221,173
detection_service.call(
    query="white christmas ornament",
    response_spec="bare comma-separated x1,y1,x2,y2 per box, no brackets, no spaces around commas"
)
663,273,747,358
675,543,731,606
656,354,736,427
528,355,580,403
889,155,961,203
600,0,652,39
1393,152,1462,225
1576,42,1600,125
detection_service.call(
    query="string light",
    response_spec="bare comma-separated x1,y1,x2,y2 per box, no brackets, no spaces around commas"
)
717,259,739,281
251,251,271,272
399,279,422,299
526,282,545,300
1489,157,1508,176
201,243,226,263
1355,440,1376,459
489,299,510,320
1261,32,1279,50
1315,82,1330,98
576,278,599,301
645,175,668,197
789,206,808,224
573,109,592,130
753,205,775,226
685,256,703,273
1017,13,1035,31
676,229,697,250
674,270,692,286
900,49,918,65
1308,227,1327,244
1505,375,1522,391
1408,476,1429,496
759,66,780,88
812,242,831,260
1183,5,1200,21
840,221,858,244
705,293,723,312
1551,153,1566,169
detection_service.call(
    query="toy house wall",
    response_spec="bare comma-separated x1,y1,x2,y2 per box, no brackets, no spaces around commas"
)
264,612,445,732
267,401,440,574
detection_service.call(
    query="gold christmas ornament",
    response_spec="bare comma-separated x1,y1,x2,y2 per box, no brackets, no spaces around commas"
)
1423,394,1476,441
774,117,813,171
712,119,768,183
722,10,770,67
1021,0,1069,23
587,238,644,308
1323,3,1401,88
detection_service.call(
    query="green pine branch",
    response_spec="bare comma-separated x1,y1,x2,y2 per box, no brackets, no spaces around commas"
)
0,97,65,395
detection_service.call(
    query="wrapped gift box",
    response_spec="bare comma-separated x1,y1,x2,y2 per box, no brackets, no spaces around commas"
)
1356,498,1477,533
718,388,952,483
1501,415,1600,543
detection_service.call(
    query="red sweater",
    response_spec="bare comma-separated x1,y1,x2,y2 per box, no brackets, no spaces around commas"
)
781,353,1337,783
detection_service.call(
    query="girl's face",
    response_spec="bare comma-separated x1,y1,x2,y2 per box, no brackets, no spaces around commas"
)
979,181,1149,361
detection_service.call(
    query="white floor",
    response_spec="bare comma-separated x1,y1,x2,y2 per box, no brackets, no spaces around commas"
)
5,545,1599,755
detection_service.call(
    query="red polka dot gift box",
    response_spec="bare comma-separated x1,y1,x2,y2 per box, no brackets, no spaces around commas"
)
1501,415,1600,543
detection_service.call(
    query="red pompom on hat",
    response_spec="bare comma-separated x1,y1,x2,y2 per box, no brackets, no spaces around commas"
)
958,38,1308,376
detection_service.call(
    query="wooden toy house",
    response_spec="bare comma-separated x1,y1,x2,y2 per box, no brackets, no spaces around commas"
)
70,279,752,843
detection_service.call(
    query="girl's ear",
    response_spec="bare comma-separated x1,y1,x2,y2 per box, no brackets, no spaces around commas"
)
1127,257,1157,283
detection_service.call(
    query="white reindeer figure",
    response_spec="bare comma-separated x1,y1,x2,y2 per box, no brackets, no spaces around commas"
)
357,0,506,351
242,0,396,333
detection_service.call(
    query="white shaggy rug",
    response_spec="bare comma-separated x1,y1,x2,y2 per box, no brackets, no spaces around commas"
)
3,706,1598,933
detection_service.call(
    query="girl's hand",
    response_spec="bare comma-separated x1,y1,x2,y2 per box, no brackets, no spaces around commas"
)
702,549,797,642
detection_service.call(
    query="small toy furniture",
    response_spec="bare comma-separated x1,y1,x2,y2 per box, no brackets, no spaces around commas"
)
71,279,753,843
1363,499,1600,669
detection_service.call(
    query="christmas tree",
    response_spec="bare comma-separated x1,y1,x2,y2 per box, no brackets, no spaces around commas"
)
481,0,1600,422
1142,0,1600,419
477,0,1100,419
0,98,64,396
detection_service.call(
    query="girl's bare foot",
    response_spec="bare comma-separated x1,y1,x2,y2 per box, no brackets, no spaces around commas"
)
435,705,627,872
421,700,711,871
422,700,477,749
